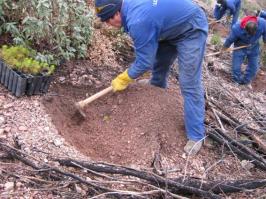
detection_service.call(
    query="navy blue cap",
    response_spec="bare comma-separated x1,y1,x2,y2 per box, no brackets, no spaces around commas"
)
95,0,122,22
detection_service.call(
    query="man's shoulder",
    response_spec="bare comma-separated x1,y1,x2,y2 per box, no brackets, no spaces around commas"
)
258,18,266,30
232,23,241,31
231,23,243,35
258,17,266,24
226,0,239,6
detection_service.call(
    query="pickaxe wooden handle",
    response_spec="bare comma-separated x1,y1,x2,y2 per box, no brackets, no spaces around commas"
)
208,19,223,25
205,45,249,57
76,86,113,108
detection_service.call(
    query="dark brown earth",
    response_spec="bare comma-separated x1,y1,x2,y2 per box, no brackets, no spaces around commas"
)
43,81,186,167
42,58,266,186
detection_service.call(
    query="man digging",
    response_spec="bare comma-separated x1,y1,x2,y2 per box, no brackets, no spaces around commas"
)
221,15,266,87
94,0,208,155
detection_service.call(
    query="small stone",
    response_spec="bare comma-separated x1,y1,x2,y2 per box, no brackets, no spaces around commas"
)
181,153,187,159
44,127,50,132
0,116,5,125
54,139,63,147
241,160,254,170
95,80,101,85
4,182,14,191
18,126,27,131
3,112,12,117
118,99,123,104
59,76,66,82
4,127,11,133
0,130,7,139
15,182,22,188
3,103,13,109
75,184,86,196
24,148,31,153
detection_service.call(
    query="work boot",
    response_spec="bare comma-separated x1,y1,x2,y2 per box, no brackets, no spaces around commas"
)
184,140,203,156
137,79,150,85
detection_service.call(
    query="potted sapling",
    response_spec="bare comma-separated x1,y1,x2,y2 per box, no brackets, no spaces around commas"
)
0,45,56,97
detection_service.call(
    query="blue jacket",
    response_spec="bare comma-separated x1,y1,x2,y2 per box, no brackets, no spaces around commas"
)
121,0,208,79
259,10,266,19
213,0,241,25
224,17,266,49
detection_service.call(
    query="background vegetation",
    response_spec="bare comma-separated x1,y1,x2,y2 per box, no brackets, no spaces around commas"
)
0,0,94,65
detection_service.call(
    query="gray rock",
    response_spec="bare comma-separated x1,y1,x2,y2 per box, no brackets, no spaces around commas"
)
0,116,5,125
4,182,14,191
241,160,254,170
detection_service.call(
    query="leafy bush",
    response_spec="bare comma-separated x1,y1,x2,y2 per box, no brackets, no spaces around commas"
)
0,45,56,75
210,33,222,47
0,0,94,65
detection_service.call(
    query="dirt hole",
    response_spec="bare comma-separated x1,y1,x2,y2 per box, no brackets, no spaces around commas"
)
43,82,187,167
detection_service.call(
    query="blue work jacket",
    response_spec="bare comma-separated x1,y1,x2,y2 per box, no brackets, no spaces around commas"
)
213,0,241,24
121,0,207,79
259,10,266,19
224,17,266,48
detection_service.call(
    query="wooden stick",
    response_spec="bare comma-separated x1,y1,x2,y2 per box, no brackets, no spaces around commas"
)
76,86,113,108
205,45,249,57
208,19,223,25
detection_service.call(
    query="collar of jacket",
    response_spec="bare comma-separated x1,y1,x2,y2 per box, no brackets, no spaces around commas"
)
121,0,129,33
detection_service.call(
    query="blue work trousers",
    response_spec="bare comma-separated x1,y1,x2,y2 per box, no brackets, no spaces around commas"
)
150,24,207,141
232,44,260,84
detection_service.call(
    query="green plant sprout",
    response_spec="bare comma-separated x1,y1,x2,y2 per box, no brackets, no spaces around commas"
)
210,33,222,47
0,45,56,75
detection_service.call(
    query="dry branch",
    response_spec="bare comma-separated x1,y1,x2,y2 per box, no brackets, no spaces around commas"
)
57,159,221,199
0,140,219,199
207,126,266,171
58,159,266,197
207,100,266,154
172,178,266,194
1,139,266,198
0,140,126,197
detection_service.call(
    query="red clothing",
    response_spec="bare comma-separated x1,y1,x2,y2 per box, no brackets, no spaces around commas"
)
240,16,258,28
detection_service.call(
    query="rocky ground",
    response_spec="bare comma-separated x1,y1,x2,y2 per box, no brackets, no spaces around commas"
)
0,1,266,199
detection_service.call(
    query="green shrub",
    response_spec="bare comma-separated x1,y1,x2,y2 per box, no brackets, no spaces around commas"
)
0,45,56,75
210,33,222,47
0,0,94,65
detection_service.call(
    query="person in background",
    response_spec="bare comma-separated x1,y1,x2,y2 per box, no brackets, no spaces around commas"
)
213,0,241,26
256,10,266,19
222,15,266,86
95,0,208,155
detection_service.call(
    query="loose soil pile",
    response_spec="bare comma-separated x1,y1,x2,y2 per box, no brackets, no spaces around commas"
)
44,82,185,167
42,59,266,185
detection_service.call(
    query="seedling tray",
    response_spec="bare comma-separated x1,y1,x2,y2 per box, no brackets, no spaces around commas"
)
0,59,52,97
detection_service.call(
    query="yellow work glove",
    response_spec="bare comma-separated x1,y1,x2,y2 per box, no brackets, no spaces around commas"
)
111,70,134,92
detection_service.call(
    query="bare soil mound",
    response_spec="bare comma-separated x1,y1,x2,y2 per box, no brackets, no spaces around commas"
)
43,82,186,167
